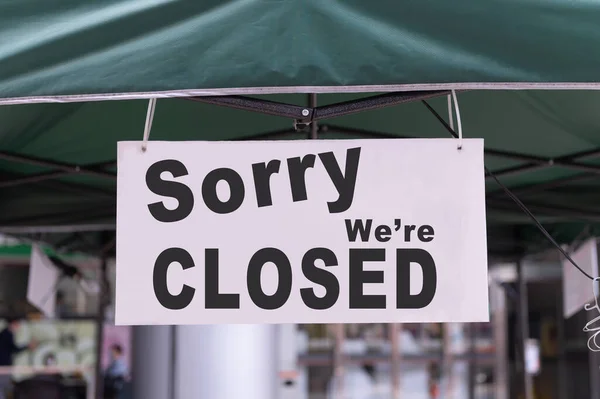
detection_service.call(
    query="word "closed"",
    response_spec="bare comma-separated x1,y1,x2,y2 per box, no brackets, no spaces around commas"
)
153,247,437,311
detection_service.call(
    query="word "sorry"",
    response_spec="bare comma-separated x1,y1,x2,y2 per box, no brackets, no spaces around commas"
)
145,147,362,222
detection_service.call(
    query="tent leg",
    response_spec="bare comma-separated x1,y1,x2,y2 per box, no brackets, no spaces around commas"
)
491,282,509,399
174,325,278,399
517,260,534,399
131,326,174,399
556,280,568,399
467,323,476,399
390,323,401,399
94,257,108,399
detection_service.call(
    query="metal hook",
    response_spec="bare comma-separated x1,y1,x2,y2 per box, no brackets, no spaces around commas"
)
449,90,463,150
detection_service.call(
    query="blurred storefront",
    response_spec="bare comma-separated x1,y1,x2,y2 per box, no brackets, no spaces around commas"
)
295,287,505,399
2,240,600,398
0,243,132,399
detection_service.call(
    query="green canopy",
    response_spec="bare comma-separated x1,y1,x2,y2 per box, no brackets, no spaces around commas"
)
2,0,600,100
1,1,600,259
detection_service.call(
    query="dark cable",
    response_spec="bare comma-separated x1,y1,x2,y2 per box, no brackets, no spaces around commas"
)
486,167,594,280
421,99,596,281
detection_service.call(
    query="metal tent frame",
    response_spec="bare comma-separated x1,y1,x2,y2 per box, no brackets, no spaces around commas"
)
1,91,600,239
0,91,593,399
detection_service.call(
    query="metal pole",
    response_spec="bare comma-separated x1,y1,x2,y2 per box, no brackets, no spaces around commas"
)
174,325,278,399
517,260,534,399
467,323,476,399
333,324,345,399
277,324,301,398
556,280,567,399
491,282,509,399
390,323,401,399
170,325,177,399
131,326,173,399
94,257,108,399
0,151,116,179
441,323,453,398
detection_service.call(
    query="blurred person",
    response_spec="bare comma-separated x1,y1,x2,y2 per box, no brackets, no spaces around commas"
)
0,317,37,399
103,344,128,399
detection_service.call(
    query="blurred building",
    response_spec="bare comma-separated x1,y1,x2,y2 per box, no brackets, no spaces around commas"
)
0,239,598,399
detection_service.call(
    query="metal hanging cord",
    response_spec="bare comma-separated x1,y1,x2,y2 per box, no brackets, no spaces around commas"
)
141,98,157,152
448,90,463,150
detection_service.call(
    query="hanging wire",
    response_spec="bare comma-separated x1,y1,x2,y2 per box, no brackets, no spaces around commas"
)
450,90,463,150
447,95,454,131
486,168,595,280
423,97,596,281
438,94,600,354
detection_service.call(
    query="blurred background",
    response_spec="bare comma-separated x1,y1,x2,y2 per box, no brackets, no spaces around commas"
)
0,234,597,399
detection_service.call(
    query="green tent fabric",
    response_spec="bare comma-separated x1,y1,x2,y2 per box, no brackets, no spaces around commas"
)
1,2,600,259
2,0,600,102
0,242,90,261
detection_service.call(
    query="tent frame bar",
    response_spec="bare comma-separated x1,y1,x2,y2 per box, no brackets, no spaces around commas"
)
188,90,451,123
187,90,600,180
2,90,599,188
490,172,599,198
322,124,600,178
487,198,600,222
188,95,314,121
5,119,600,190
419,101,600,175
3,91,600,229
0,151,116,179
488,148,600,179
0,160,117,189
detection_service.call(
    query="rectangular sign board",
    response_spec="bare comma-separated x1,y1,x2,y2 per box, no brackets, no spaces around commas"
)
563,238,598,318
27,244,59,318
116,139,489,325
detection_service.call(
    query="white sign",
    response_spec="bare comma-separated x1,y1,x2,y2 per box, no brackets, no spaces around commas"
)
563,238,598,318
115,139,489,325
27,245,60,317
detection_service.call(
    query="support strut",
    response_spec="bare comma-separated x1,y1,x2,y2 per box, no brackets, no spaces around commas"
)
188,90,451,125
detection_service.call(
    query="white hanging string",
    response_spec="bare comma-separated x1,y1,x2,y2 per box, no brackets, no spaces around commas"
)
449,90,463,150
447,95,454,130
584,277,600,352
141,98,157,152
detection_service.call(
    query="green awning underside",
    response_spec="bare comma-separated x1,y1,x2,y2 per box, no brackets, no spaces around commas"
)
2,1,600,259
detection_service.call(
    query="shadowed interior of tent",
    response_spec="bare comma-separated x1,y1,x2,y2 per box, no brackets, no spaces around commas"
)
0,91,600,260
